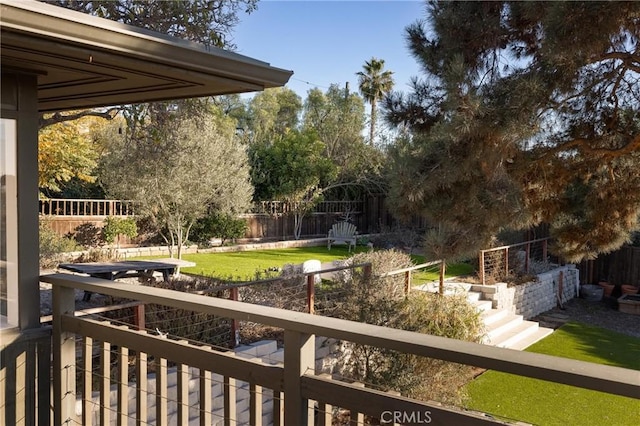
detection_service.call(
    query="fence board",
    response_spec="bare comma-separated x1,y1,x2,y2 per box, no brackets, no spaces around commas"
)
579,245,640,286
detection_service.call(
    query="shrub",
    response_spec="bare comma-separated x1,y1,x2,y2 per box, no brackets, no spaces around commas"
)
39,219,79,269
191,212,247,246
70,222,102,248
329,249,484,405
102,216,138,247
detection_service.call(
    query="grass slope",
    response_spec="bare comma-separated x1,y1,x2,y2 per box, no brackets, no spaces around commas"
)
465,322,640,426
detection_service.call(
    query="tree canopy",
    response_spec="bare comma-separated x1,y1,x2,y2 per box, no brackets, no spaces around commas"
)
99,105,253,258
357,58,394,146
385,1,640,262
38,116,101,195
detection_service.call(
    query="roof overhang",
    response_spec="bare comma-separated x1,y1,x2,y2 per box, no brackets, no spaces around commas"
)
0,0,293,112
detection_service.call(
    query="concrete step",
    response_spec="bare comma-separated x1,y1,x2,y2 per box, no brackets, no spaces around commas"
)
508,327,554,351
481,308,509,326
484,313,523,341
472,299,493,313
466,291,482,302
489,321,540,349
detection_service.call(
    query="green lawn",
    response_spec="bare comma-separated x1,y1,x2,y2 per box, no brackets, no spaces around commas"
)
410,254,475,283
139,246,472,281
151,245,368,280
465,322,640,426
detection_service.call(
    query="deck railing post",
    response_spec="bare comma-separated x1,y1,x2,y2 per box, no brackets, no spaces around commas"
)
52,285,77,426
283,330,315,425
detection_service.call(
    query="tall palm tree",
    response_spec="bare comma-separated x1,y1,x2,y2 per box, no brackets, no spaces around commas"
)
356,58,394,145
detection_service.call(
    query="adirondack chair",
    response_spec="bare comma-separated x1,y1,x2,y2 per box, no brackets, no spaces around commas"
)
327,222,357,252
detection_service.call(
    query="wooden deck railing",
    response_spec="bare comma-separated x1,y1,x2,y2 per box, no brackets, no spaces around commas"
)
41,273,639,426
39,198,135,216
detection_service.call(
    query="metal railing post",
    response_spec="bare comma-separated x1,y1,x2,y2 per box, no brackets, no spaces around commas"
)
306,274,315,314
229,288,239,348
133,304,145,331
404,270,411,296
479,251,486,286
504,247,509,277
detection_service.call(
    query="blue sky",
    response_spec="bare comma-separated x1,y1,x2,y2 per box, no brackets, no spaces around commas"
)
233,1,427,100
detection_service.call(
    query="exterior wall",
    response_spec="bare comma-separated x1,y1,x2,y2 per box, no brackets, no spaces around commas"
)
474,265,579,319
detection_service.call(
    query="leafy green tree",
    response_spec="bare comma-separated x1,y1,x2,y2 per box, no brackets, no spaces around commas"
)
102,216,138,250
48,0,257,48
38,117,99,195
357,58,394,146
246,88,302,144
191,212,248,246
99,105,253,258
249,130,337,239
302,85,387,200
385,1,640,262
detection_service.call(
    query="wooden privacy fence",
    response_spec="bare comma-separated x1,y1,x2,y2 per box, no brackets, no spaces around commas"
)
578,245,640,286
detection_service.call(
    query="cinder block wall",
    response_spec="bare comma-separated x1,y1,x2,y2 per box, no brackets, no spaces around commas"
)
476,265,579,319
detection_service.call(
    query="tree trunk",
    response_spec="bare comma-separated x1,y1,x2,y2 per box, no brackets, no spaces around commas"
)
369,98,377,146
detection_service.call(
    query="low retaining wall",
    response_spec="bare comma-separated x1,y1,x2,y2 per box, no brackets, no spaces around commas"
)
57,238,332,263
473,265,579,319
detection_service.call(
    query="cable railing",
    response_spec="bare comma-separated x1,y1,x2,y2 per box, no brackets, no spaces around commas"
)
478,238,552,285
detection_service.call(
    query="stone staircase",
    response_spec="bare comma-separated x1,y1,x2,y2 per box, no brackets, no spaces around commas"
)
414,282,554,351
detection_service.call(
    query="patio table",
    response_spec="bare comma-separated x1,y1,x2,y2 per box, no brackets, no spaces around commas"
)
58,259,194,301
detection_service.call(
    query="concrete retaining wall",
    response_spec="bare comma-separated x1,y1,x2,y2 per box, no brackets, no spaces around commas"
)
473,265,579,319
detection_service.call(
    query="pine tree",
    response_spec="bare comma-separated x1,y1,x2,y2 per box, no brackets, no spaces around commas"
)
385,1,640,262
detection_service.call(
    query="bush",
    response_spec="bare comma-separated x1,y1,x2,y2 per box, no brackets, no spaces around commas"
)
329,249,484,405
190,212,247,246
102,216,137,246
69,222,102,248
39,219,79,269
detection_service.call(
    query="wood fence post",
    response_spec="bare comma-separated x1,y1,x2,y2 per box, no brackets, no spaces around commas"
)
525,243,531,274
306,274,315,315
542,239,548,262
229,288,239,348
479,251,485,286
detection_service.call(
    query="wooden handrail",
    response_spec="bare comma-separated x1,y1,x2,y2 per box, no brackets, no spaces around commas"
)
42,272,640,399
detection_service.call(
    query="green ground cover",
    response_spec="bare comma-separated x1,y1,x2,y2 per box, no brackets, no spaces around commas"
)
465,322,640,426
410,255,475,283
147,245,367,280
139,246,471,281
